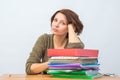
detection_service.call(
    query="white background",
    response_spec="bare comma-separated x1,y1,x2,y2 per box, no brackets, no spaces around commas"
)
0,0,120,75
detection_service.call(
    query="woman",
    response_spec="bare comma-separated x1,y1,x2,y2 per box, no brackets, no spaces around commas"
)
26,9,84,75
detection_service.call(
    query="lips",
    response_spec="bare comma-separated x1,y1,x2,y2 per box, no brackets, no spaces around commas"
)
52,28,58,32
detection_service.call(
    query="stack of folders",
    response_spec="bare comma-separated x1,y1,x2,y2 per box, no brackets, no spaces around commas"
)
47,49,102,80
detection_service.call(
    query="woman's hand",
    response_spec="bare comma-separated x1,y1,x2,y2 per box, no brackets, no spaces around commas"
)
68,24,76,33
68,24,81,43
30,62,49,74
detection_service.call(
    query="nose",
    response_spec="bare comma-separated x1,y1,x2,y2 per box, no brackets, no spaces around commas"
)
55,22,59,27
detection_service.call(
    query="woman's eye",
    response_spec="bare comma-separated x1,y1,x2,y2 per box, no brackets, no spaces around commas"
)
61,22,67,25
53,19,67,25
61,22,65,25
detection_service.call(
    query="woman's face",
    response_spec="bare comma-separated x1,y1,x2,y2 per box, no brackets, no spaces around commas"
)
51,12,68,36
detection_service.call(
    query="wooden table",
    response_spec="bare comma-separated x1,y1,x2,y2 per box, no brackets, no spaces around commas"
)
0,74,120,80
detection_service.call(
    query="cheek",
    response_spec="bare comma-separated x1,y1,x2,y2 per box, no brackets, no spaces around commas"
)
61,26,68,32
51,22,57,28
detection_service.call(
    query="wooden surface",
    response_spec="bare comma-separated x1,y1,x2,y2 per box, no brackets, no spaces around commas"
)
0,74,120,80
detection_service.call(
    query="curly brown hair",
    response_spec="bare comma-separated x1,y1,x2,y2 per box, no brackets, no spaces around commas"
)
51,9,83,35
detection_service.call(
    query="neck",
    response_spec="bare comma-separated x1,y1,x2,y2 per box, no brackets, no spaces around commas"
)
54,35,67,49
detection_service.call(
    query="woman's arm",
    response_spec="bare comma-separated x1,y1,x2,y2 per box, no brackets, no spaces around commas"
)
30,62,48,74
26,34,49,75
67,24,84,48
68,24,81,43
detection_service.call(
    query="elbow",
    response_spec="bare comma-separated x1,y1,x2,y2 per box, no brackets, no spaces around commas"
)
25,64,32,75
67,42,85,49
26,63,36,75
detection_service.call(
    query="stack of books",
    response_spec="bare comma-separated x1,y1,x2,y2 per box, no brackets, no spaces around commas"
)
47,49,102,79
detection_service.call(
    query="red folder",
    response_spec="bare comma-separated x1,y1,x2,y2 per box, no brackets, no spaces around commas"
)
48,49,98,57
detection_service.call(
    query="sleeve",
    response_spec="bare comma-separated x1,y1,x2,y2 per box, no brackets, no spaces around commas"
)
66,37,84,49
25,34,47,75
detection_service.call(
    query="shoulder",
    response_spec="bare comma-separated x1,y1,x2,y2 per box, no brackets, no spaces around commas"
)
37,33,53,42
34,33,53,47
39,33,53,39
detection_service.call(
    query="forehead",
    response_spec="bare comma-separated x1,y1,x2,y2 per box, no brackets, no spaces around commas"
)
54,12,67,21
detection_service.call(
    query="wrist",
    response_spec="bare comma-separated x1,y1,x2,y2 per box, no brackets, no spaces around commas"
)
68,24,75,32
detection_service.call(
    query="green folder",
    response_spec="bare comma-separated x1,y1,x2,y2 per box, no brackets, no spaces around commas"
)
47,70,98,76
52,73,102,79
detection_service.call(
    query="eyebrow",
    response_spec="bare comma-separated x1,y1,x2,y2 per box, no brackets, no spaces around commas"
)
54,18,67,23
